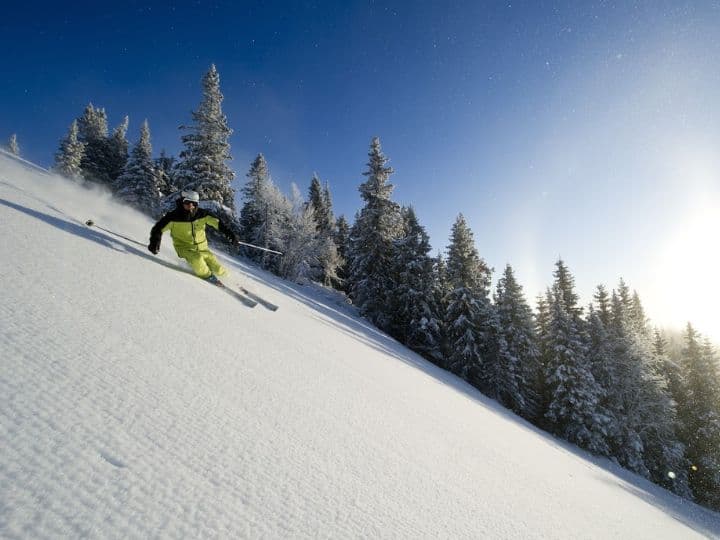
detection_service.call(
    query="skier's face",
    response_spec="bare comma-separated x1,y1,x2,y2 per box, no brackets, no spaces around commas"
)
183,200,198,215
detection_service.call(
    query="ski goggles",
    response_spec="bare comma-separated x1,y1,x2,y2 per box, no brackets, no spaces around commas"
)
182,199,198,207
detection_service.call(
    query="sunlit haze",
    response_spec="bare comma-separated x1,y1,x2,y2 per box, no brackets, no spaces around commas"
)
1,2,718,342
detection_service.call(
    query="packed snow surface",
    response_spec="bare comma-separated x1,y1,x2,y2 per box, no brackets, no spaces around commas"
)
1,151,719,538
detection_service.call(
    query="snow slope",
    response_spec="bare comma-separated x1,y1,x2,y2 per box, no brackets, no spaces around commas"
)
1,152,719,539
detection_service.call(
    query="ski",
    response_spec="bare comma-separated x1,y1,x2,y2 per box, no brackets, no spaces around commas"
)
209,278,258,308
238,287,279,311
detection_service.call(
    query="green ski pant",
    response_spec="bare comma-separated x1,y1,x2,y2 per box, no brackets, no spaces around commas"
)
179,249,227,279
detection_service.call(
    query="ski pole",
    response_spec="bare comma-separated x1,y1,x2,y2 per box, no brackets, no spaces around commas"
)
235,240,283,256
84,219,146,248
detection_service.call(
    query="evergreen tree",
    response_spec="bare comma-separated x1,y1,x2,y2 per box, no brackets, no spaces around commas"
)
52,121,85,181
239,154,289,270
107,116,129,187
277,184,320,281
323,183,336,231
77,103,112,185
175,64,235,210
678,324,720,510
240,154,271,261
306,174,340,286
388,207,442,362
659,329,687,413
335,216,350,261
445,214,491,295
6,134,19,155
599,289,648,475
334,215,351,287
596,282,688,485
544,270,610,455
115,120,161,216
444,287,485,381
155,150,176,196
316,234,343,288
644,330,692,497
443,214,493,384
586,306,617,420
629,290,650,339
494,264,541,418
535,290,554,421
432,253,450,364
593,284,611,327
553,259,583,321
347,137,402,329
308,174,335,236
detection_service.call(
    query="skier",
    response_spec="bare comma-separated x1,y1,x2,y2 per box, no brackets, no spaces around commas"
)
148,190,238,283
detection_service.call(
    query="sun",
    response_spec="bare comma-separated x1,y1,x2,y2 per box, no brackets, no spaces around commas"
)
650,204,720,343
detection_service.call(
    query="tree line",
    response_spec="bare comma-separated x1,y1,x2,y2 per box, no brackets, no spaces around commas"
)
45,65,719,511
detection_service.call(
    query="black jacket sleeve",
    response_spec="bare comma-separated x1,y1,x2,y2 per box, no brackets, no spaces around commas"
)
217,219,237,241
208,212,238,243
149,213,172,251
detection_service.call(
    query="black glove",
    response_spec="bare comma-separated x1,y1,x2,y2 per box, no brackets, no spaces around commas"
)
148,243,159,255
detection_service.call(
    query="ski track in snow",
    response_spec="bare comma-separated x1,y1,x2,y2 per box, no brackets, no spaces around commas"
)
1,152,720,539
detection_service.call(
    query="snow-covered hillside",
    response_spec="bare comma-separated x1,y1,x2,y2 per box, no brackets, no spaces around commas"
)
2,152,719,539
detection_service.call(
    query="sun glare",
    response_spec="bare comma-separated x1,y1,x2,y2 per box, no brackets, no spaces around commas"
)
650,204,720,343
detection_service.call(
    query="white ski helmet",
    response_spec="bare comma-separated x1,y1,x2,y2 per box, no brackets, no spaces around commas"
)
181,190,200,204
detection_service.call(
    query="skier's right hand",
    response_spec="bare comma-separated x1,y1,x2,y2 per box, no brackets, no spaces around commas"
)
148,243,159,255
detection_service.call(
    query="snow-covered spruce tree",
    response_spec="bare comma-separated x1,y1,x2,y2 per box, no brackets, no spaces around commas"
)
661,330,688,419
155,150,177,196
115,120,161,216
678,325,720,510
52,121,86,181
593,284,612,327
77,103,113,186
387,207,442,363
623,287,689,494
443,214,494,384
601,287,651,476
553,258,584,321
239,154,289,271
261,180,292,272
601,280,685,483
543,265,611,456
6,134,20,155
175,64,235,210
107,116,129,188
347,137,402,330
494,264,541,418
334,215,351,288
643,330,691,497
535,289,554,421
277,184,321,282
322,184,335,228
586,286,615,417
433,253,451,362
308,174,335,237
306,174,341,287
629,290,651,340
316,234,343,288
240,154,271,262
586,305,618,414
446,221,501,396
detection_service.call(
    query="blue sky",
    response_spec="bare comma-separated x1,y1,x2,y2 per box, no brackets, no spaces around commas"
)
2,1,720,340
